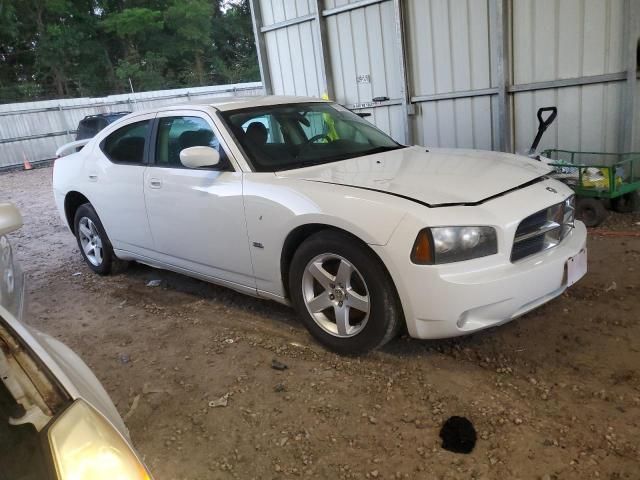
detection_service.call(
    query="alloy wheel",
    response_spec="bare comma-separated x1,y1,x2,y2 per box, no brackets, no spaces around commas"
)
78,217,103,267
301,253,370,338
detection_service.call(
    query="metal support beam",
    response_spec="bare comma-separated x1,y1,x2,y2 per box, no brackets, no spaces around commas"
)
490,0,513,152
0,85,262,117
249,0,272,94
510,72,627,93
260,14,315,33
322,0,390,18
393,0,413,145
314,0,335,99
411,87,499,104
622,0,639,152
0,130,76,145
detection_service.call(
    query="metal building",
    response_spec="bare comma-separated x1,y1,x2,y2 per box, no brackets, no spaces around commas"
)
249,0,639,154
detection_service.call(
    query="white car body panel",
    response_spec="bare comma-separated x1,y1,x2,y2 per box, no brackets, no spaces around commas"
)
243,174,410,296
140,109,255,286
371,177,586,338
276,146,552,205
52,96,588,341
75,112,157,255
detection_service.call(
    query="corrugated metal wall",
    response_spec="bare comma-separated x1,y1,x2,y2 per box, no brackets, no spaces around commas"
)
406,0,494,150
0,82,263,169
260,0,324,97
512,0,626,154
251,0,638,154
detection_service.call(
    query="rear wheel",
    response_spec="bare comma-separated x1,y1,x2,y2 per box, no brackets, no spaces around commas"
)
74,203,125,275
575,197,608,227
289,230,403,354
611,192,638,213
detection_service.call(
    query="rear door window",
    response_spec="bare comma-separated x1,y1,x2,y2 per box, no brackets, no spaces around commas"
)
101,120,150,164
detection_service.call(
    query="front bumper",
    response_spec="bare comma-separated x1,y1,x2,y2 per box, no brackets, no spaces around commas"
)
374,221,587,340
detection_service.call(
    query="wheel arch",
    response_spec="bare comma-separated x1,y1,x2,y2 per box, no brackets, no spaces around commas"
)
64,191,91,233
279,223,403,315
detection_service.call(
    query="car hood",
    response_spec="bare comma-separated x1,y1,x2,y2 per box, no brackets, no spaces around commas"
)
276,146,552,206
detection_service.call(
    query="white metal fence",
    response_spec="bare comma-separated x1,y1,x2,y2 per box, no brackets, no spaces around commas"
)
0,82,264,169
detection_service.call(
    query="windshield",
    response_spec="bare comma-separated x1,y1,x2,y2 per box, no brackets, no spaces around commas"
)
220,102,404,172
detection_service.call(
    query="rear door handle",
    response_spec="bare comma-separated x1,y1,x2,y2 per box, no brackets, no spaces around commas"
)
88,174,98,181
149,178,162,189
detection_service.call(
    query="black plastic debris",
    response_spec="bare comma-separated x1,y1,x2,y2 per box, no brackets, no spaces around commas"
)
439,416,477,454
271,358,288,371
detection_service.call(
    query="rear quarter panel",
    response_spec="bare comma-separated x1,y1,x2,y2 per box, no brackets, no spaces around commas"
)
52,149,89,230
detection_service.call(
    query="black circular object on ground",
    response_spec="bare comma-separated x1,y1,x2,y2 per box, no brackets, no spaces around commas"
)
439,416,477,454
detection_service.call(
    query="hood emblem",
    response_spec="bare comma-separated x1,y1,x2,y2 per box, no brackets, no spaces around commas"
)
546,186,558,194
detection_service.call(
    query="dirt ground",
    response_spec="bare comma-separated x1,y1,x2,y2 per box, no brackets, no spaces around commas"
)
2,166,639,480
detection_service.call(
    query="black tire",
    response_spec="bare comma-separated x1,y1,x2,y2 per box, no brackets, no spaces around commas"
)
575,197,608,227
73,203,126,275
289,230,403,354
611,192,638,213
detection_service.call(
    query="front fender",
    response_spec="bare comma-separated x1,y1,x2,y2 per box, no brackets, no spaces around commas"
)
243,174,409,297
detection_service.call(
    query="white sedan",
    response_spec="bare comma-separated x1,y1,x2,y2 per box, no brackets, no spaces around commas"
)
53,96,587,353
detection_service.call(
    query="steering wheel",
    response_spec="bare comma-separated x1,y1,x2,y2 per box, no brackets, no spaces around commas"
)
296,134,332,159
304,134,332,144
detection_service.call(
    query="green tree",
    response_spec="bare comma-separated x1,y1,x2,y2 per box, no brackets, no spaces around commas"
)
211,0,260,84
0,0,259,102
164,0,213,85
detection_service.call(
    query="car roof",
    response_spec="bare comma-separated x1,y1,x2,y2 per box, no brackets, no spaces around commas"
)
81,111,131,121
154,95,330,113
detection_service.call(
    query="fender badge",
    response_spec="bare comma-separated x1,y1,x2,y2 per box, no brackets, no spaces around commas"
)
546,186,558,194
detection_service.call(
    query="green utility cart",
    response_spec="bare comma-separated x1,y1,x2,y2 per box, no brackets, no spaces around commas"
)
528,107,640,227
541,149,640,227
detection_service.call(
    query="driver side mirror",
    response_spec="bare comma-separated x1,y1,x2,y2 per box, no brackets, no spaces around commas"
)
0,203,23,236
180,146,220,169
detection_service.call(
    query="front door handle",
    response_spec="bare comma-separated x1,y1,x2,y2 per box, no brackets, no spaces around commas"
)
88,174,98,182
149,178,162,189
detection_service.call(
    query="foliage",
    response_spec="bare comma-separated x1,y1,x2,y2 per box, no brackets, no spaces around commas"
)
0,0,259,102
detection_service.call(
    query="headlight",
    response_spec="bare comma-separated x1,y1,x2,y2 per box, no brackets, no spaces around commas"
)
561,195,575,239
47,400,152,480
411,226,498,264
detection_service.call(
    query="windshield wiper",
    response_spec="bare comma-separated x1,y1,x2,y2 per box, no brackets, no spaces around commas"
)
277,146,407,171
363,145,406,155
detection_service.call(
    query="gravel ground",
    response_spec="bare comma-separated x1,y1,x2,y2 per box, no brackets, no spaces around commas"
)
2,166,639,480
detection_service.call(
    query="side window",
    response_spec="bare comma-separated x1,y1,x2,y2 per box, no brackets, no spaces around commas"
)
155,116,228,168
101,120,150,164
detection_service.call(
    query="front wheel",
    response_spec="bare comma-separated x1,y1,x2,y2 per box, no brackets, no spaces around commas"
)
74,203,124,275
289,230,403,354
575,197,608,227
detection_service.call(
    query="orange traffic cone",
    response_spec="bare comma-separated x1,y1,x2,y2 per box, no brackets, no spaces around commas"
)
22,152,33,171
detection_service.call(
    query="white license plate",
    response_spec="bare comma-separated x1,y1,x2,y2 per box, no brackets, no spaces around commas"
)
566,248,587,286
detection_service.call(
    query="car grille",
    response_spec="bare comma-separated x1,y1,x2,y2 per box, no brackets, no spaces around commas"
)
511,197,575,262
